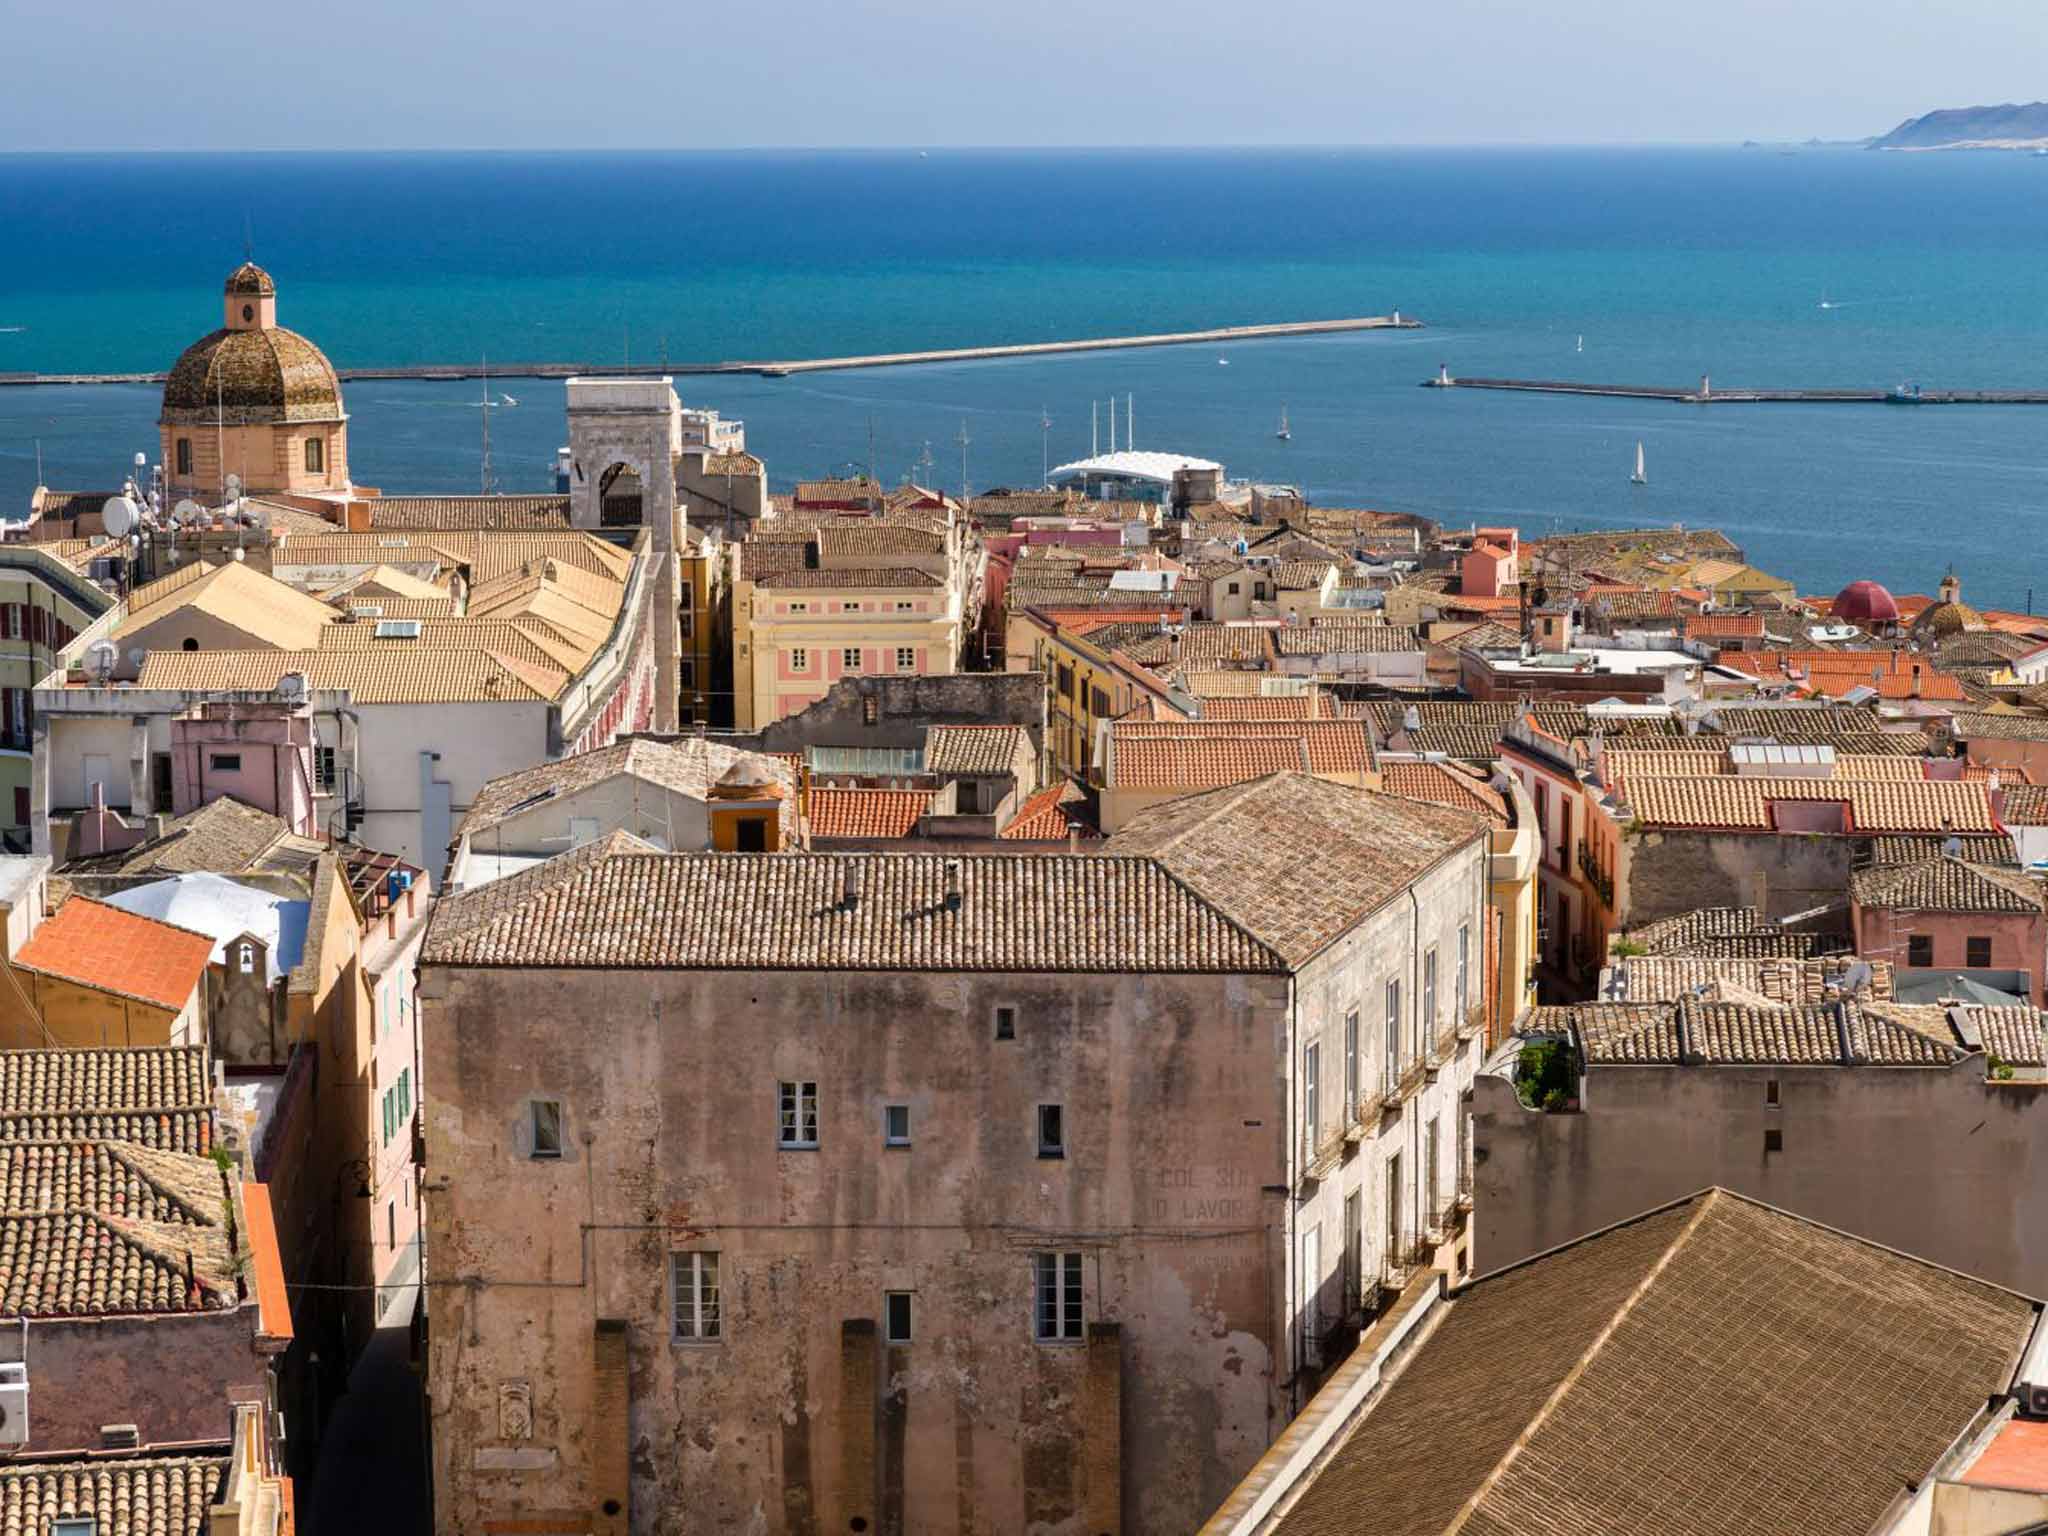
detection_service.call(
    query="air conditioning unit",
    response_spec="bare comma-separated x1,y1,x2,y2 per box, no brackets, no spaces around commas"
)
0,1361,29,1445
2023,1379,2048,1419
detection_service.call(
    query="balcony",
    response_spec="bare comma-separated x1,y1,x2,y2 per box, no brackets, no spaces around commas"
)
1299,1129,1345,1186
1456,1002,1486,1042
1398,1059,1430,1100
1577,841,1615,907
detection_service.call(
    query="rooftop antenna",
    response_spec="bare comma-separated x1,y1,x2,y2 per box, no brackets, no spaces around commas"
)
479,355,496,494
1040,405,1052,488
1127,393,1134,451
917,440,935,488
956,418,971,504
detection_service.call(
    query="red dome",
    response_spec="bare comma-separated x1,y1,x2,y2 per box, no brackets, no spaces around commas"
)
1832,579,1900,625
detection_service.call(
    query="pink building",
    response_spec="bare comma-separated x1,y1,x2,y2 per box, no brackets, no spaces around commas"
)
170,700,319,833
1851,855,2045,1005
1461,528,1520,598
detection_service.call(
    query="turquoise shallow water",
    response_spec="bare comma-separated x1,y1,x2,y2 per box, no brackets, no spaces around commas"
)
4,148,2048,605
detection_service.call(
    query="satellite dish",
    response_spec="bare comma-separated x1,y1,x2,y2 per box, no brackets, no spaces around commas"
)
102,495,136,539
173,500,204,525
232,548,247,563
225,473,242,498
87,641,118,683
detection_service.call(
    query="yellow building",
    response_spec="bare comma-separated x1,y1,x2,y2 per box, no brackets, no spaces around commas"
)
732,567,964,730
160,263,351,501
1,894,213,1048
1008,607,1184,778
678,528,731,726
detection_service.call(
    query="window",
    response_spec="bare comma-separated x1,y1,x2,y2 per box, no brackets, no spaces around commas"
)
1457,923,1471,1022
1342,1190,1363,1312
1301,1223,1323,1363
314,745,337,792
994,1006,1016,1041
790,647,809,671
1254,581,1269,600
237,942,256,974
1384,980,1403,1092
895,647,916,672
884,1104,911,1146
778,1081,818,1148
885,1290,913,1344
736,817,768,852
209,752,242,773
672,1252,721,1341
1967,935,1993,968
1343,1009,1359,1119
1302,1042,1320,1153
305,437,324,473
175,438,192,476
1425,1116,1441,1226
1386,1153,1404,1265
1034,1251,1083,1341
788,602,808,614
530,1099,563,1159
53,1518,97,1536
842,647,862,672
843,601,862,614
1089,686,1110,718
1907,934,1933,968
1765,1078,1780,1107
382,1087,394,1145
863,695,880,726
388,1200,396,1252
895,600,915,612
956,781,979,815
1227,581,1241,595
1764,1127,1784,1153
1423,947,1439,1035
1056,663,1075,698
1037,1104,1065,1158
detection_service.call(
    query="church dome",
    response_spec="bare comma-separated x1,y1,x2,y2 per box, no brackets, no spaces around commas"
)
160,265,343,426
1832,579,1899,626
1910,573,1985,641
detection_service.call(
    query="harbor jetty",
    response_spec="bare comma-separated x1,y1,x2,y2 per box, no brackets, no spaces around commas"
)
1422,367,2048,405
0,314,1421,389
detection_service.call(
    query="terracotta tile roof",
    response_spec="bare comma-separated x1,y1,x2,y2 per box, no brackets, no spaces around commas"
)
1683,611,1767,640
1722,648,1971,702
1870,833,2017,866
1271,560,1338,590
113,561,338,650
1273,622,1425,656
1198,693,1334,721
1400,722,1514,761
1973,1006,2048,1067
1622,775,1996,832
924,725,1030,778
1602,747,1924,782
1110,720,1374,784
1377,760,1510,826
460,738,796,841
15,899,214,1012
750,566,942,590
999,783,1098,842
0,1046,213,1153
1622,906,1846,959
1850,855,2045,914
1612,955,1894,1006
0,1137,237,1316
364,494,573,530
704,451,761,476
59,797,301,878
814,523,948,558
794,477,884,504
422,833,1287,973
124,559,217,615
2006,784,2048,826
0,1455,228,1536
136,648,555,704
1563,998,1962,1065
1952,712,2048,742
1105,773,1484,967
1109,733,1308,790
807,787,933,841
1273,1189,2036,1536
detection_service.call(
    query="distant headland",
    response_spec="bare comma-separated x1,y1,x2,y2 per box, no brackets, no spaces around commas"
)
1869,102,2048,152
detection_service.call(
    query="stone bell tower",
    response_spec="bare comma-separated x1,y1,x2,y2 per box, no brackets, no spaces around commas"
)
565,377,683,732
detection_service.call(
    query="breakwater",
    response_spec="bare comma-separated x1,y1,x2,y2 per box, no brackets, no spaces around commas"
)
0,315,1421,389
1422,373,2048,405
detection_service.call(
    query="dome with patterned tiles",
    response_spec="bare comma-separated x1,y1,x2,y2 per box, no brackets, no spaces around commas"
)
160,264,343,426
1910,572,1985,641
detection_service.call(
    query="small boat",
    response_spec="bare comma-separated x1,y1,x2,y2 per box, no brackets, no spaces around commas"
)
1275,406,1291,441
1630,441,1647,485
1576,335,1583,353
500,394,518,407
1886,382,1926,405
1217,357,1229,366
1819,291,1838,311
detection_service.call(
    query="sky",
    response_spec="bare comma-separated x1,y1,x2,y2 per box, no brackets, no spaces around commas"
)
3,0,2046,151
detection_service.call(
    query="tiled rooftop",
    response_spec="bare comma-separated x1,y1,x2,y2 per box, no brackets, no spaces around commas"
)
806,787,933,841
1273,622,1425,656
423,833,1289,974
750,566,943,590
59,797,310,879
15,899,215,1012
136,648,558,705
1375,760,1511,826
1106,773,1485,967
1611,955,1895,1006
1621,775,1996,832
114,560,338,650
0,1455,227,1536
998,783,1097,842
1870,833,2017,867
1557,998,1964,1065
365,494,573,530
458,738,798,840
1108,720,1374,786
0,1046,213,1153
1850,855,2045,914
923,725,1030,778
1272,1189,2036,1536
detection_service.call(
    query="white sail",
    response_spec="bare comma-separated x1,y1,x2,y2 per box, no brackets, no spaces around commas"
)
1630,442,1647,484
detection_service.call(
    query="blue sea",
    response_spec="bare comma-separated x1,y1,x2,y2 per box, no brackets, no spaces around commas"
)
4,148,2048,606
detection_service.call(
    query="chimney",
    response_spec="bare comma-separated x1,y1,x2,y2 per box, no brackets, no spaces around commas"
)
406,884,416,917
1833,1000,1856,1066
943,860,963,912
842,860,863,911
99,1424,140,1451
1067,824,1081,855
387,907,397,940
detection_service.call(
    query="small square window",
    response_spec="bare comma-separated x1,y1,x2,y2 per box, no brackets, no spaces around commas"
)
530,1099,563,1159
1907,934,1933,968
1764,1128,1783,1154
672,1251,721,1341
885,1290,913,1344
884,1104,911,1146
791,647,809,671
896,647,916,672
842,647,862,672
994,1006,1016,1041
779,1081,819,1148
1967,935,1993,969
1037,1103,1065,1159
1765,1079,1780,1107
210,752,242,773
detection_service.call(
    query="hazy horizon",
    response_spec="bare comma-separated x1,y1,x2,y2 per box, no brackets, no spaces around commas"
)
6,0,2046,153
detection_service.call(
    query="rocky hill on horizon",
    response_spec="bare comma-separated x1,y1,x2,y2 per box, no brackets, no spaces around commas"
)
1871,102,2048,150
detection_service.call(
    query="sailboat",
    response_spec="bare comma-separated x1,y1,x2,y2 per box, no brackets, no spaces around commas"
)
1819,291,1838,311
500,393,519,407
1576,334,1583,354
1630,441,1647,486
1275,405,1291,441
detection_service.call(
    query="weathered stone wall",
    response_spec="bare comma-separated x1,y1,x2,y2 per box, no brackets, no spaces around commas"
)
1471,1064,2048,1293
422,963,1289,1536
1619,828,1858,932
694,672,1047,759
21,1307,263,1454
